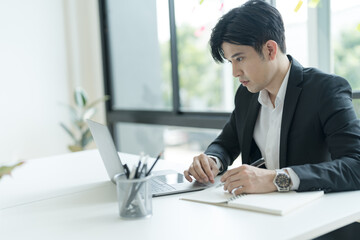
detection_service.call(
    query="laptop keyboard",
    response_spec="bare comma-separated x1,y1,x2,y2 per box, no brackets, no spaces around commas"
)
150,177,176,194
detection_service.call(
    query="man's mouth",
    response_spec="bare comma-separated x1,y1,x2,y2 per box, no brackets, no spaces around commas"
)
240,80,249,86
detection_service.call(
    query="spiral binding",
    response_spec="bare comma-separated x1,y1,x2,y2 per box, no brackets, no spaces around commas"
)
228,193,247,202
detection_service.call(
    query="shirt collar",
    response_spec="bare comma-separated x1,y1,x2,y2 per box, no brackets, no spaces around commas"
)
258,63,292,109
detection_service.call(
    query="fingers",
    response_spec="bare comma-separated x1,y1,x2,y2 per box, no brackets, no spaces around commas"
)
193,155,211,182
233,186,247,195
185,163,202,182
184,169,193,182
221,165,248,193
191,161,204,181
209,159,220,183
220,166,277,194
223,174,243,193
221,167,241,183
184,154,219,183
199,155,215,183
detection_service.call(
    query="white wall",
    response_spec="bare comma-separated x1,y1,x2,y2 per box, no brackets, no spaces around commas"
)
0,0,104,164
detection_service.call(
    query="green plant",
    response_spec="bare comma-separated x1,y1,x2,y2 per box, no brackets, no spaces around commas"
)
60,87,109,152
0,162,24,180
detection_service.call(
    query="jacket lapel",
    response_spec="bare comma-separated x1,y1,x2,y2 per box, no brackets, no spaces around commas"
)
241,93,261,164
279,56,303,168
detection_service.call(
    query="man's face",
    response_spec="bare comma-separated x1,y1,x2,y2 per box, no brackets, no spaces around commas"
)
221,42,275,93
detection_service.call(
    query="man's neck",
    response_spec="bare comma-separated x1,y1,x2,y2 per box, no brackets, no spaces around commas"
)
267,54,291,106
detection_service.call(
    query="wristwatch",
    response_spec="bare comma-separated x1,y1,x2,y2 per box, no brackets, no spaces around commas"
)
273,169,291,192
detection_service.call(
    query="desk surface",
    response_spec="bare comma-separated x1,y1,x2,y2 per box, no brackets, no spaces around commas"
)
1,150,360,240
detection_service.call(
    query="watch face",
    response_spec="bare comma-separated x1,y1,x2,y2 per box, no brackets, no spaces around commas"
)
275,173,291,188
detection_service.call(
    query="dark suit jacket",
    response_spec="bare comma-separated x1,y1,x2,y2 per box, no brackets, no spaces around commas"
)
205,55,360,193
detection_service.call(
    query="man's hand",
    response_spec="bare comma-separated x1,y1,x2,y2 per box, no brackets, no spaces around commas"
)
184,153,219,184
221,165,277,194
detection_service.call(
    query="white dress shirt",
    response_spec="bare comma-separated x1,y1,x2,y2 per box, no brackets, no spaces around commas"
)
253,64,299,190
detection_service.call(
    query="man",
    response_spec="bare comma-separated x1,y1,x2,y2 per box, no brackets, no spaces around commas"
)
184,0,360,195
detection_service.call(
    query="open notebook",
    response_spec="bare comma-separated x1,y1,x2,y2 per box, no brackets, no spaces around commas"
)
180,183,324,216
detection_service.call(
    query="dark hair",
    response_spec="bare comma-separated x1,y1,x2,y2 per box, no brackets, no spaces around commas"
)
210,0,286,63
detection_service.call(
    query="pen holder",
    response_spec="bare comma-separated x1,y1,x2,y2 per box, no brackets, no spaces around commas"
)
114,174,152,219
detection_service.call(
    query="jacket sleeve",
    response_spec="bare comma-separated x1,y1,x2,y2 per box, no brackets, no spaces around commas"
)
291,76,360,192
204,111,240,173
204,88,246,173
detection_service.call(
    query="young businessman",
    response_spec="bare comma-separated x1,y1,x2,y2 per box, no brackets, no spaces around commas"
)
184,0,360,195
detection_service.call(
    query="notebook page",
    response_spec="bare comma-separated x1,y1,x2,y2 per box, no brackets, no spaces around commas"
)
181,184,233,203
228,191,324,215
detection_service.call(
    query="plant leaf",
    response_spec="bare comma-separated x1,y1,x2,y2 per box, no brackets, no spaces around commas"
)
74,87,88,108
74,120,86,130
83,107,96,121
0,162,24,179
59,122,77,142
85,95,110,110
68,145,83,152
83,135,93,148
81,128,93,147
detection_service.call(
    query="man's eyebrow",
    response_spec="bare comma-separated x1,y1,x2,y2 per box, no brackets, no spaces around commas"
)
231,52,244,58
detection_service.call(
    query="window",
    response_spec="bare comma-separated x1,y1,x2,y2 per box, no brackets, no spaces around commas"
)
276,0,308,66
331,0,360,117
99,0,360,157
331,0,360,91
99,0,234,157
105,0,172,111
174,0,242,112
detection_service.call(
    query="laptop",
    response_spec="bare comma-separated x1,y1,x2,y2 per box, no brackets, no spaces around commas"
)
87,119,210,197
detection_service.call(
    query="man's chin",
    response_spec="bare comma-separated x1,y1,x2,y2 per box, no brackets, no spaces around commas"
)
245,86,260,93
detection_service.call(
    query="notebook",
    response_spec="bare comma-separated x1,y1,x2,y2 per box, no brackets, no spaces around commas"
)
87,119,209,197
180,183,324,216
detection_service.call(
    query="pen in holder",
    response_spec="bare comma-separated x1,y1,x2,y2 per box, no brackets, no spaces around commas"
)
114,173,152,219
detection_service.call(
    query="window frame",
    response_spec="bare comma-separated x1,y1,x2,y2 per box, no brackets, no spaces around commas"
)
98,0,230,135
98,0,359,137
305,0,360,98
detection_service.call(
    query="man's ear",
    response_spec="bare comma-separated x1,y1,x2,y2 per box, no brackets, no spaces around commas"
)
264,40,278,60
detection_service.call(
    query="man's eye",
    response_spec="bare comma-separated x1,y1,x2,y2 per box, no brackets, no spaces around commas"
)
236,57,243,62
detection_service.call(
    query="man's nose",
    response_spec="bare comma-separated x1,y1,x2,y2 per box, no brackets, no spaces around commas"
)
232,62,243,78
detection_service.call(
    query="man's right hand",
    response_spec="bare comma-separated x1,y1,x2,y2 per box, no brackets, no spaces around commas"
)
184,153,220,184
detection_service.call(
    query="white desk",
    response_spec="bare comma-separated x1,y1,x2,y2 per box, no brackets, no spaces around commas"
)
1,150,360,240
